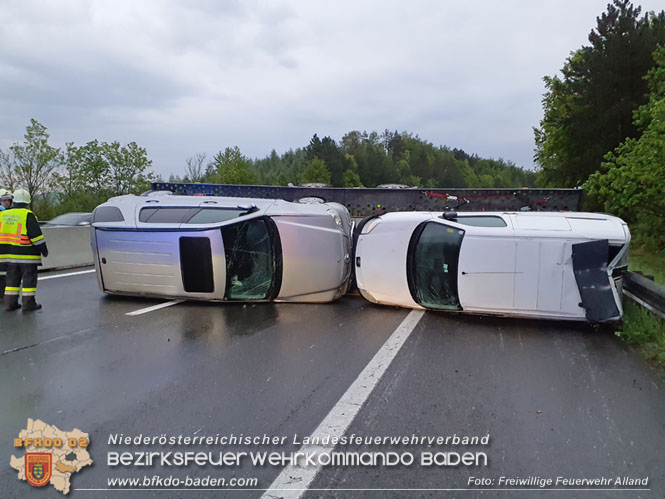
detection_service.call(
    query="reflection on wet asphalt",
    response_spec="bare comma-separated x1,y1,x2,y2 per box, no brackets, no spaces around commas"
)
1,270,664,498
0,271,408,498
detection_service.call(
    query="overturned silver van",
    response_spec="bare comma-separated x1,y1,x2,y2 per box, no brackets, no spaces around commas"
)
91,193,353,302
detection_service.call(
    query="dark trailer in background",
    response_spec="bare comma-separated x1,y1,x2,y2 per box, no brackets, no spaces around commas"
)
151,183,584,217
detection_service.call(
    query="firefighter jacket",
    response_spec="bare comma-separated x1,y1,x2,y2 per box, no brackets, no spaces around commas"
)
0,207,47,265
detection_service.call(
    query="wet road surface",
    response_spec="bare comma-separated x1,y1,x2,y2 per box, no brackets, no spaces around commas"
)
1,268,664,498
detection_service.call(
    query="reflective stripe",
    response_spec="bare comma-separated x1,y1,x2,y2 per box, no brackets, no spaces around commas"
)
0,271,6,276
22,288,37,292
0,236,31,243
0,255,41,261
0,241,33,246
5,286,19,295
5,287,19,291
31,234,45,243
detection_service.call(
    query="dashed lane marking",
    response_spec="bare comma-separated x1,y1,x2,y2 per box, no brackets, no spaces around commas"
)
126,300,184,316
39,269,96,280
262,309,425,499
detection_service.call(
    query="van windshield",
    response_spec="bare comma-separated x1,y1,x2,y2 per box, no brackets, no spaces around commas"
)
220,218,281,300
407,221,464,310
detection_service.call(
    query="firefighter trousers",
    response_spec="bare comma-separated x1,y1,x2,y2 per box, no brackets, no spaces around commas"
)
5,263,39,306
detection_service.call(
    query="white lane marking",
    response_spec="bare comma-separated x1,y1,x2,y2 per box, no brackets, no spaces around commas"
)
39,269,96,280
126,300,184,316
262,309,425,499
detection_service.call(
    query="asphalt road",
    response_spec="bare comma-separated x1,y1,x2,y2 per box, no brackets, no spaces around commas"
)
1,268,664,499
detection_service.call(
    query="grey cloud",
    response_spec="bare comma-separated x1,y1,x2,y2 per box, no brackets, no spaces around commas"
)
0,57,189,110
2,0,664,179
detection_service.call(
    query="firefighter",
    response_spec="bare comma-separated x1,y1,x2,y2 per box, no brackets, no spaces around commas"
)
0,188,13,300
0,189,48,311
0,188,11,209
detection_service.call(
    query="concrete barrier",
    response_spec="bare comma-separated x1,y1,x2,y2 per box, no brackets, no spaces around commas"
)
39,226,94,271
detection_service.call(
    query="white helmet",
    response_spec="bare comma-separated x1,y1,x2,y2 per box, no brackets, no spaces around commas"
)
0,188,12,200
12,188,31,204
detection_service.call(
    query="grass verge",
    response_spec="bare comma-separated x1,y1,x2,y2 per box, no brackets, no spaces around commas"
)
629,245,665,286
616,300,665,368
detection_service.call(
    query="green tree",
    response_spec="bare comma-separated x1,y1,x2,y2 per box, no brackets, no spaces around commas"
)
342,154,363,187
56,142,103,212
584,47,665,248
299,157,331,184
305,134,345,186
60,140,109,195
57,139,155,211
343,169,363,187
106,141,154,195
0,119,60,204
210,146,258,185
534,0,665,188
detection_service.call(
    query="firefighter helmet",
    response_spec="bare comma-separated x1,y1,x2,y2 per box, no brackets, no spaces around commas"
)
12,188,31,204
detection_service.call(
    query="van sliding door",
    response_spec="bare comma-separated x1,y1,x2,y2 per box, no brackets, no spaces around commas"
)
95,228,226,299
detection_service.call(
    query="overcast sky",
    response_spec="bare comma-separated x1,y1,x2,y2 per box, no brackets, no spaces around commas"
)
1,0,663,178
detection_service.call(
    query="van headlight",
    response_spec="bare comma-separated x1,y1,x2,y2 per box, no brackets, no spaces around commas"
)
327,209,343,228
361,218,381,234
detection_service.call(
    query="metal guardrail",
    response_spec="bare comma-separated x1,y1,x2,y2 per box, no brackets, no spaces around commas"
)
623,271,665,319
151,183,584,217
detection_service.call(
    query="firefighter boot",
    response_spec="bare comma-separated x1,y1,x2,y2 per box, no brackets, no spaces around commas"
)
4,294,20,311
22,296,42,312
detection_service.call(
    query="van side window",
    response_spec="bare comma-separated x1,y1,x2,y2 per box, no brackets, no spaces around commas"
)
139,207,252,224
450,216,507,227
139,207,193,223
186,208,250,224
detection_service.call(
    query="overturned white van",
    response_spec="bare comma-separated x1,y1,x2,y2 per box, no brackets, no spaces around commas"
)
355,211,630,321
